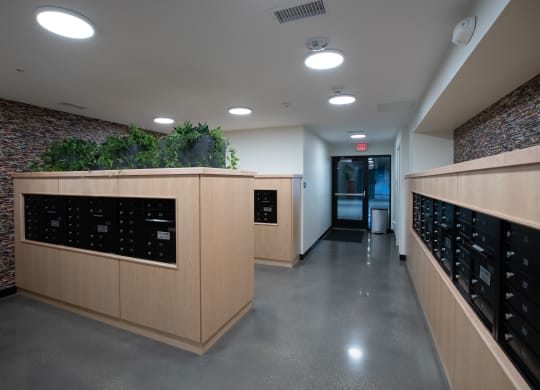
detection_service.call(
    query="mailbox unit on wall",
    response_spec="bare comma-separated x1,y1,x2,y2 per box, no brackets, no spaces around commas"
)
254,175,302,268
405,145,540,390
12,168,255,355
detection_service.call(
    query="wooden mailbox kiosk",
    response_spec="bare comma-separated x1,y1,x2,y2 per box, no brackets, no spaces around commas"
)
254,175,302,268
12,168,255,354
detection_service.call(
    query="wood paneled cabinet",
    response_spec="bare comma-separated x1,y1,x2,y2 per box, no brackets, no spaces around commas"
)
12,168,255,354
253,175,302,268
405,146,540,389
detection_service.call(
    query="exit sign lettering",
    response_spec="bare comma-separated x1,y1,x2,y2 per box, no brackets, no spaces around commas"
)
356,143,367,151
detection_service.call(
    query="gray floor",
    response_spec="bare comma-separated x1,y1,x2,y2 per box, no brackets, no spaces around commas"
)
0,234,448,390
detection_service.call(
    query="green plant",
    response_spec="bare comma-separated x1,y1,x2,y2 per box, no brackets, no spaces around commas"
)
28,122,239,171
36,138,99,171
97,125,158,169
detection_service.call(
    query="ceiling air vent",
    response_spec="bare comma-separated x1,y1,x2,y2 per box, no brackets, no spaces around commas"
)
58,102,87,110
273,0,326,24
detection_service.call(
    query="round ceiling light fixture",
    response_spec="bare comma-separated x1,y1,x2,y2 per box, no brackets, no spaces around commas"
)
350,134,366,139
329,94,356,105
228,107,252,116
304,37,344,70
153,117,174,125
35,7,95,39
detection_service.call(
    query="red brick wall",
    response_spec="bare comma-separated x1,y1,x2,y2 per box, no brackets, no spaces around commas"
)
454,73,540,163
0,99,134,290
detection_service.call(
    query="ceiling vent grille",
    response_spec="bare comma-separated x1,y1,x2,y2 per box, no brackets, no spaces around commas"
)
273,0,326,24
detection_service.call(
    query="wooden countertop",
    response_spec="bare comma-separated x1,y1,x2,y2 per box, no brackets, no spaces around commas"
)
12,167,256,178
406,145,540,178
255,174,303,179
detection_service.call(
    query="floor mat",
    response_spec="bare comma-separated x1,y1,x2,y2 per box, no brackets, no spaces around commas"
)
323,229,364,243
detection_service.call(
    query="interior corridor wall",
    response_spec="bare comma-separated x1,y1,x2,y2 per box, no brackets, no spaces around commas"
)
408,130,454,172
393,128,409,256
226,127,303,174
302,130,331,253
227,126,331,255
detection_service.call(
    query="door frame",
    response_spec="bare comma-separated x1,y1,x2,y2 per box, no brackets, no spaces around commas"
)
331,155,392,230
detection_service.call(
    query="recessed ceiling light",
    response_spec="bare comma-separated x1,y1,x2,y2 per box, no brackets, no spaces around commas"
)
153,117,174,125
329,94,356,105
304,49,344,70
350,134,366,139
35,7,95,39
228,107,252,116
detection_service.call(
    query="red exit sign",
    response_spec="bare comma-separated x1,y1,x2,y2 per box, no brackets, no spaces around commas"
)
356,143,367,151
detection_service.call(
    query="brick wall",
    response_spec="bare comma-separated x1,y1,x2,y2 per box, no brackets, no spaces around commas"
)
454,73,540,163
0,99,135,291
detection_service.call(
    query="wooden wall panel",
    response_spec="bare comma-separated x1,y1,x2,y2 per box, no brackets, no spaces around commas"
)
119,176,201,342
60,251,119,317
452,304,523,390
59,177,118,195
254,178,293,262
458,164,540,226
14,178,58,195
292,177,302,259
15,243,61,299
430,174,458,201
118,176,184,197
200,176,254,342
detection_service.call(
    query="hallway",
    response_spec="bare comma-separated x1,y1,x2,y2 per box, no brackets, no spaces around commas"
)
0,234,448,390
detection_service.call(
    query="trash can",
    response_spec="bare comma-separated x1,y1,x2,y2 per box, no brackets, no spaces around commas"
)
371,208,388,234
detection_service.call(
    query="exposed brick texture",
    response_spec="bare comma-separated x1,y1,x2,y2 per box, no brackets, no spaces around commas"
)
0,99,135,290
454,73,540,163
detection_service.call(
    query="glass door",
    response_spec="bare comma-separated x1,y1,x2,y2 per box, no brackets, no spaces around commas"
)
332,157,368,228
332,155,392,230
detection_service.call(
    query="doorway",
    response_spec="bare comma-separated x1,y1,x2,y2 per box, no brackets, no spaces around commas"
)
332,155,391,230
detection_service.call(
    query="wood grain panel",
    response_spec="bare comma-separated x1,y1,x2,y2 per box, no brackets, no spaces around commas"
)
292,177,302,262
15,243,61,299
254,178,293,262
118,176,187,196
200,176,254,342
59,177,118,195
60,251,119,317
119,176,201,341
453,304,524,390
14,178,58,195
430,174,458,201
458,164,540,226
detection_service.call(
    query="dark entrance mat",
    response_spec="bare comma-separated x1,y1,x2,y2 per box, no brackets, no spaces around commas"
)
323,229,364,243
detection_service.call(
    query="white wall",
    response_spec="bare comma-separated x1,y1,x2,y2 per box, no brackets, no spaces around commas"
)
302,129,332,253
226,126,303,174
227,126,332,255
394,128,410,256
329,141,394,157
409,130,454,172
410,0,510,133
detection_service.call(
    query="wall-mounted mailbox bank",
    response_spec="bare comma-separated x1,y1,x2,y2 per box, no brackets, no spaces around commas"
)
254,190,277,224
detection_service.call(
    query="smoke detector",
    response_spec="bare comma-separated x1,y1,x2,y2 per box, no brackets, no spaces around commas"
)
452,16,476,46
304,37,344,70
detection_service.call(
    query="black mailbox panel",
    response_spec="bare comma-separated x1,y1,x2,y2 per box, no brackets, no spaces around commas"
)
411,193,540,389
23,195,176,265
254,190,277,224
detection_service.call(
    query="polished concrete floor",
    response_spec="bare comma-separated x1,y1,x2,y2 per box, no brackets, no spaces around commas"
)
0,234,448,390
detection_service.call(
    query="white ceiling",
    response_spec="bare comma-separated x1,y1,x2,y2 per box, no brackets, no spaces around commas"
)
0,0,471,145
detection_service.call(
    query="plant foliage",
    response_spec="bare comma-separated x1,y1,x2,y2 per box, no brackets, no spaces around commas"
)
29,122,238,171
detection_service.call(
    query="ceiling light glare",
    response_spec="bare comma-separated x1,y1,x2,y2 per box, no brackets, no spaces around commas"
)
304,49,344,70
350,134,366,139
329,94,356,105
347,347,364,360
36,7,95,39
153,117,174,125
228,107,252,116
